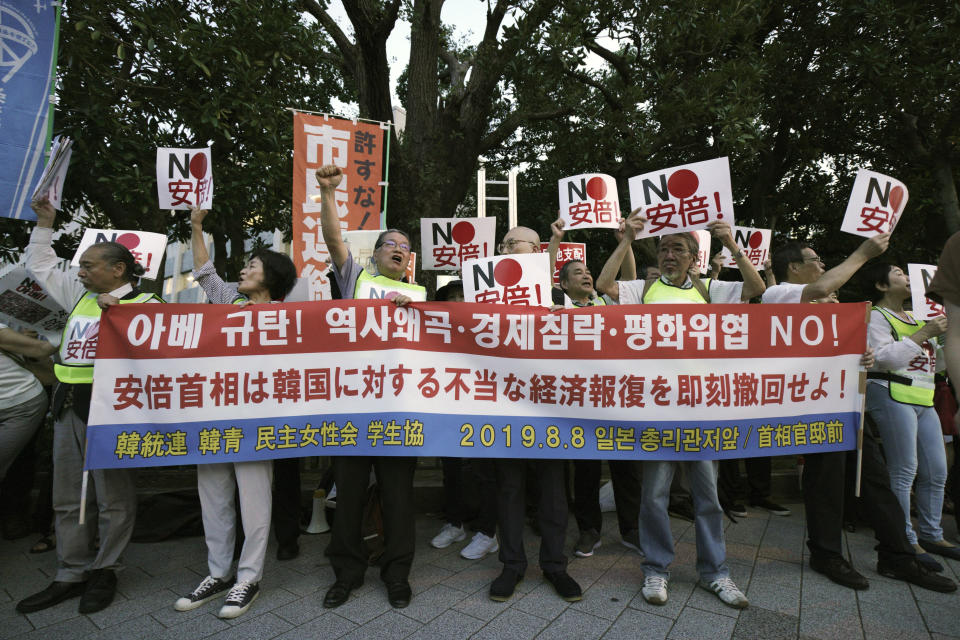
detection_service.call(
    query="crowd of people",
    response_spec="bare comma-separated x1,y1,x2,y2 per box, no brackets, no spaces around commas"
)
3,162,960,623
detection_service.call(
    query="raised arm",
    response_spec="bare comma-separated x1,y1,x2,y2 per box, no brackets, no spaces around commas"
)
315,165,348,270
709,221,765,301
762,258,777,287
547,216,563,271
597,209,645,302
190,206,211,267
0,328,57,359
25,196,85,308
801,233,890,303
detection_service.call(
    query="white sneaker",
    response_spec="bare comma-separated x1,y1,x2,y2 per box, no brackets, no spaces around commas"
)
460,532,499,560
218,580,259,619
701,576,748,609
431,523,466,549
642,575,668,605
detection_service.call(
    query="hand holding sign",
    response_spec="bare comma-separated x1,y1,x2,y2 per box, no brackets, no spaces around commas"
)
30,195,55,228
909,263,946,320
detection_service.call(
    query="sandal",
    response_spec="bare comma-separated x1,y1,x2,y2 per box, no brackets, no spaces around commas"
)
29,534,55,554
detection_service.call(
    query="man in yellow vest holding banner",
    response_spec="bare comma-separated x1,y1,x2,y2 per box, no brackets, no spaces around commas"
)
596,212,765,609
314,164,425,611
16,197,162,616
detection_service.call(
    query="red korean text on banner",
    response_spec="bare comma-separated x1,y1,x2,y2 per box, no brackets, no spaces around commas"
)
292,112,386,299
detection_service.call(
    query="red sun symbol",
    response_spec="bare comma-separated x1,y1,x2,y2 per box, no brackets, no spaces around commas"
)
452,221,475,245
586,176,607,200
189,153,208,179
116,233,140,249
384,291,399,300
494,258,523,287
748,232,763,249
667,169,699,199
890,186,905,213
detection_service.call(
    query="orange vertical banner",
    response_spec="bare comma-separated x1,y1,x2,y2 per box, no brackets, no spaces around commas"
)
292,112,386,298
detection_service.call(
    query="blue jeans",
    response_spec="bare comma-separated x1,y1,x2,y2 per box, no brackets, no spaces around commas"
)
866,382,947,544
639,459,728,581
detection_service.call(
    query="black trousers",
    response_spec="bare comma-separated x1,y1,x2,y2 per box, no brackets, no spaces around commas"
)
272,458,301,548
717,457,771,503
495,458,567,574
572,459,641,535
803,422,913,564
326,456,416,584
440,458,497,536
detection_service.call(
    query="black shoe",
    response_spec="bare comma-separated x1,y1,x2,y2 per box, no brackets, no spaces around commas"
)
878,558,957,593
174,575,234,611
543,570,582,602
750,499,791,516
78,569,117,614
723,503,748,518
918,539,960,561
809,555,869,590
218,581,260,619
489,568,523,602
16,581,85,613
386,581,412,608
323,580,361,608
277,543,300,561
915,553,944,573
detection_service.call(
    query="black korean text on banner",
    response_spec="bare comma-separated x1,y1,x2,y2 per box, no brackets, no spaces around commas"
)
557,174,620,230
539,242,587,286
841,169,908,238
156,147,213,210
72,229,168,280
719,227,772,270
462,253,552,307
421,217,496,271
908,263,944,320
627,157,735,238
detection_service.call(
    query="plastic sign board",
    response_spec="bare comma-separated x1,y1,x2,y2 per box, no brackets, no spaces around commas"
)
463,253,552,307
909,263,945,320
719,226,771,270
71,229,168,280
628,157,734,238
841,169,908,238
558,173,620,230
156,147,213,209
420,217,496,271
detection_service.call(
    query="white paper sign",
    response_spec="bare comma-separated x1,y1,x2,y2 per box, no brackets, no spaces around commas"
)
462,253,552,307
71,229,168,280
420,217,496,270
694,230,711,274
32,136,73,209
628,157,734,238
909,263,945,320
343,230,416,283
718,226,771,270
156,147,214,209
558,173,620,230
355,278,428,302
841,169,908,238
0,268,69,336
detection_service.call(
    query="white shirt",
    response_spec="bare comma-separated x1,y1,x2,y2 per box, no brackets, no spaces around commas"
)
617,276,743,305
867,308,943,386
0,322,45,410
761,282,806,305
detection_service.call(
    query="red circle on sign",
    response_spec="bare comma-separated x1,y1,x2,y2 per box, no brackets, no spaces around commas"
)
116,233,140,249
452,221,475,244
494,258,523,287
667,169,698,199
748,232,763,248
189,153,208,179
384,291,399,300
586,176,607,200
890,186,904,213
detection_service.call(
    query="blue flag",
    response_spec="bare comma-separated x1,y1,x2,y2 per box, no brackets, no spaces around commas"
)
0,1,58,221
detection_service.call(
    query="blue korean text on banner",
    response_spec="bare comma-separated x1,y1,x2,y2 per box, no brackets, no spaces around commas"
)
0,0,59,221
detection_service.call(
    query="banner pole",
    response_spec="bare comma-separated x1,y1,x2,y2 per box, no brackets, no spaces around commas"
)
44,2,64,150
380,122,392,230
78,471,89,525
854,303,870,497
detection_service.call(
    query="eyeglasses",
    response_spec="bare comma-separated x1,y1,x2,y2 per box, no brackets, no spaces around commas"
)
501,239,538,250
657,246,689,256
378,240,411,251
802,256,824,265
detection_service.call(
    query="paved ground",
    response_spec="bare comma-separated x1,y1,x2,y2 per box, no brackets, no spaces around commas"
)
2,501,959,640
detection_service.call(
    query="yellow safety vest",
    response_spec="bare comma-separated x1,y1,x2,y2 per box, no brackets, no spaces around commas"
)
642,278,712,304
354,270,427,301
55,291,161,384
872,307,935,407
570,295,607,307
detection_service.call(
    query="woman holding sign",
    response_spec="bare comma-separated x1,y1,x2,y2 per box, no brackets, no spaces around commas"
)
861,263,960,561
315,164,425,611
171,207,298,620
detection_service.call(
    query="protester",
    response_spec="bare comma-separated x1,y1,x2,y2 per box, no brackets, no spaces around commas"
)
860,263,960,560
429,281,500,560
169,206,298,619
16,196,162,615
763,235,955,593
315,164,423,610
596,213,764,609
927,231,960,411
488,225,581,603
